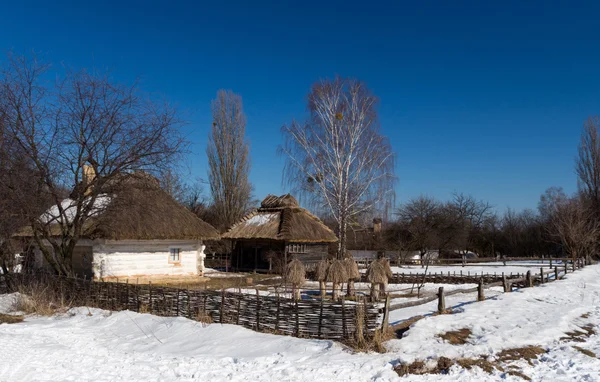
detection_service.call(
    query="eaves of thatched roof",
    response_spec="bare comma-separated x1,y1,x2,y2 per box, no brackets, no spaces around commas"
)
222,194,337,243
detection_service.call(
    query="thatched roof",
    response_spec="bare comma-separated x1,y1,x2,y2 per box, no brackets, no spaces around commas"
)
222,194,337,243
16,172,220,241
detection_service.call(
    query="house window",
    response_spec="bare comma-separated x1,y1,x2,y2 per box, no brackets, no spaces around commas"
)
289,244,307,254
169,248,181,263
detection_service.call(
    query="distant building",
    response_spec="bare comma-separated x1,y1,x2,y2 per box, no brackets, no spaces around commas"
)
222,194,338,271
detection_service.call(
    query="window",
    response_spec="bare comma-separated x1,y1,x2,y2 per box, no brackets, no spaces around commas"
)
289,244,307,254
169,248,181,263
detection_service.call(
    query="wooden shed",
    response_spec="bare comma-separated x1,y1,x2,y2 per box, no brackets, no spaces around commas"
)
222,194,337,271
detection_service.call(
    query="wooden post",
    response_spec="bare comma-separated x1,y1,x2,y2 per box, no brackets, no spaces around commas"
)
550,258,552,268
318,297,324,339
572,260,576,272
526,271,532,287
220,288,225,323
149,281,153,314
502,274,509,292
437,287,445,313
275,292,280,331
554,266,559,281
126,279,130,310
295,298,300,337
565,262,568,275
477,279,484,301
540,267,544,284
382,296,391,329
341,297,347,338
251,289,259,331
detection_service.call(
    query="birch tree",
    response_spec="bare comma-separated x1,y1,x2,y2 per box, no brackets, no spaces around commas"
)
207,90,253,230
280,77,395,257
576,116,600,216
0,53,185,275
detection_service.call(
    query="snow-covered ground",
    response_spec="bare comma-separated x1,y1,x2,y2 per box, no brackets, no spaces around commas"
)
388,263,559,277
0,265,599,381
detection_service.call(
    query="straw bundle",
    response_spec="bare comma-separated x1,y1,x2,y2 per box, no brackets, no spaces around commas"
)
286,258,306,300
315,259,330,297
344,256,360,297
327,259,348,301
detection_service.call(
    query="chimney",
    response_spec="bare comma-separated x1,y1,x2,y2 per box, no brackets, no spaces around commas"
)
82,164,96,196
373,218,382,233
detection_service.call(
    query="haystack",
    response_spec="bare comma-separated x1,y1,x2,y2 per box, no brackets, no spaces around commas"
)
315,259,330,297
344,256,360,297
366,258,391,301
327,259,348,300
286,258,306,300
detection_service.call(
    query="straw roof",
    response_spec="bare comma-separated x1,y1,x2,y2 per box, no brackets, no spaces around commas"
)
16,172,220,241
222,194,337,243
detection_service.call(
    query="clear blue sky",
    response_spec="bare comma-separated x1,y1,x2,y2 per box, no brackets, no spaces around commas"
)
1,1,598,213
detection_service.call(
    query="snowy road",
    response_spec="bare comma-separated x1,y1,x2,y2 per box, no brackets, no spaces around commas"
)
0,265,599,381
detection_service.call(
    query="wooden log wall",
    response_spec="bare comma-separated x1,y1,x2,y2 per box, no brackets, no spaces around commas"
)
3,273,380,341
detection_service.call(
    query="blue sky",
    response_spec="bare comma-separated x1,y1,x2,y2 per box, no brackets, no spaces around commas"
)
1,1,598,213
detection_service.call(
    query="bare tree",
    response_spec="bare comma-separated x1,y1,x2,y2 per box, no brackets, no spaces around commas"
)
0,53,185,276
448,193,492,260
550,197,599,262
576,117,600,215
207,90,253,231
280,77,396,257
397,195,440,266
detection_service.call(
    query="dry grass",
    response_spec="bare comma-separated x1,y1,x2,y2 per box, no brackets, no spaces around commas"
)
285,258,306,286
439,328,472,345
14,284,73,316
326,260,348,283
496,346,546,365
572,346,597,358
344,258,360,280
394,345,546,379
561,324,596,343
314,260,329,281
126,273,278,291
0,313,24,324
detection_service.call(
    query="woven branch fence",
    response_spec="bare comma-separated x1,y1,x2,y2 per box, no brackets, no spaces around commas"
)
2,273,381,341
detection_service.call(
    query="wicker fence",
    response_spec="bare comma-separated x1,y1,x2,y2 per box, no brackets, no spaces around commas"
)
2,273,381,341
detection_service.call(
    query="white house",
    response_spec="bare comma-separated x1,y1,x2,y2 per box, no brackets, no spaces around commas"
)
17,172,220,279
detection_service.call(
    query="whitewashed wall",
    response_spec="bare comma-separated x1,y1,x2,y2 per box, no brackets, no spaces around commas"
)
92,240,206,278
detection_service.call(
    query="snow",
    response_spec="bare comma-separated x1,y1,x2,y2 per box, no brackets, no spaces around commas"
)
40,195,111,224
388,263,558,277
1,265,599,381
245,213,277,226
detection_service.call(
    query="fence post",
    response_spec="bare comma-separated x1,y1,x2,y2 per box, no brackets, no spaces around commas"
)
295,298,300,337
318,297,324,339
540,267,544,284
437,287,445,313
126,279,130,310
554,266,559,281
550,258,553,268
256,289,261,331
477,279,484,301
381,296,391,329
341,297,347,338
502,274,509,292
220,288,225,323
572,260,576,272
149,281,153,314
565,262,568,275
275,292,280,331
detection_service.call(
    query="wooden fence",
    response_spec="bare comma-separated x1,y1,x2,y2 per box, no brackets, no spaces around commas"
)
383,256,588,318
3,273,381,341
